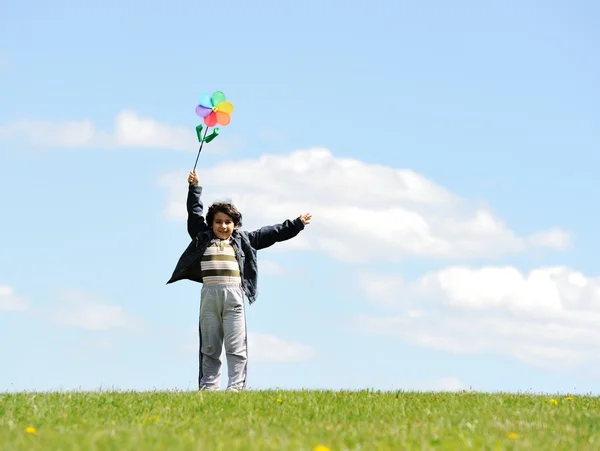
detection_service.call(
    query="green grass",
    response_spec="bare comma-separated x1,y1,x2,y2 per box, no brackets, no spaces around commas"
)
1,390,599,450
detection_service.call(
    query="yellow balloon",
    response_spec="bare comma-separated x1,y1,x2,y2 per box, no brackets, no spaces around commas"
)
216,101,234,114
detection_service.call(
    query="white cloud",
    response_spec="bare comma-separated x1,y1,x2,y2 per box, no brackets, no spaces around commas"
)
248,332,316,363
52,290,145,332
357,265,600,369
159,148,569,262
0,285,28,312
0,110,237,153
528,229,571,250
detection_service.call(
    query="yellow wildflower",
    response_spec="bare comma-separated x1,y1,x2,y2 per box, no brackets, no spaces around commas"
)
508,433,519,439
550,398,558,405
313,446,330,451
276,398,283,403
566,396,573,401
25,426,36,434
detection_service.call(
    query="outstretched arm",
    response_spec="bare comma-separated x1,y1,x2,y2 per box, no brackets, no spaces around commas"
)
186,170,208,239
248,213,312,250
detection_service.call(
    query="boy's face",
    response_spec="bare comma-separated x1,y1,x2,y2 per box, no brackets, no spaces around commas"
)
212,212,235,239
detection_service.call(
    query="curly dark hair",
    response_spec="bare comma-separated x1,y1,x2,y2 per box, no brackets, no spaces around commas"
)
206,201,243,228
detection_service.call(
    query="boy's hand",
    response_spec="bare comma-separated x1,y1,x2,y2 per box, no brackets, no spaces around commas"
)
299,213,312,225
188,170,199,185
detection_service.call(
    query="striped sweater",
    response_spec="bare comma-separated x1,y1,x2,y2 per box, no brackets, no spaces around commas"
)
200,238,241,284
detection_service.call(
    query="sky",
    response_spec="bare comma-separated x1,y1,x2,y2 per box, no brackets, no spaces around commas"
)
1,0,600,394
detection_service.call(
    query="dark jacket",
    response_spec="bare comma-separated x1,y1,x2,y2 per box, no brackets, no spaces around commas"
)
166,184,305,304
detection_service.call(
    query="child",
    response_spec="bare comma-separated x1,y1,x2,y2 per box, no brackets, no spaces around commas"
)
167,169,312,391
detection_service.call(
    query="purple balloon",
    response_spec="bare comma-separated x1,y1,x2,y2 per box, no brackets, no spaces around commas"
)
195,105,212,118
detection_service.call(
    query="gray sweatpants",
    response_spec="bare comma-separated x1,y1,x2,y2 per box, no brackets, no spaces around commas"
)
198,283,248,391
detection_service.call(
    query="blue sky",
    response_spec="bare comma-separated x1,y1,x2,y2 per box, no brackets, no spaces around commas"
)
2,0,600,394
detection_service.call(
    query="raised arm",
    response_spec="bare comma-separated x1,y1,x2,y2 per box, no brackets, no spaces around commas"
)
186,170,208,239
248,213,312,250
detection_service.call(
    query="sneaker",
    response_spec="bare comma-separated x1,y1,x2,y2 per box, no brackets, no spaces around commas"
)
225,386,244,392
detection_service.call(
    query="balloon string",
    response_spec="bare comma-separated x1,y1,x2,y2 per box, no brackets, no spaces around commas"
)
193,126,210,171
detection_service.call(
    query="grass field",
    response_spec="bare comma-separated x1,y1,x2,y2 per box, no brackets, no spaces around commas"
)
1,390,599,450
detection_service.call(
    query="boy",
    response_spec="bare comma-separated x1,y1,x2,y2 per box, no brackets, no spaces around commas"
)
167,169,312,391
